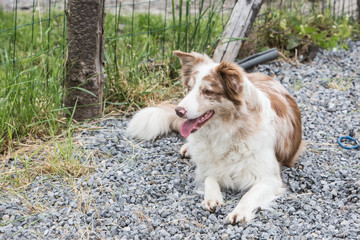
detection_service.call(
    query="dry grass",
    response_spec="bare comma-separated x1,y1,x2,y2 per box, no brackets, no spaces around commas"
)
105,60,185,113
327,77,353,91
0,126,95,192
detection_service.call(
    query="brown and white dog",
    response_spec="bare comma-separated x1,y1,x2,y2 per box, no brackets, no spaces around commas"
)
127,51,304,224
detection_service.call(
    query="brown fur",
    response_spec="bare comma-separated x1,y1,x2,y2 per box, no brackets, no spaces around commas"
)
216,62,244,106
201,73,226,103
247,73,288,118
246,72,303,167
281,95,303,166
202,73,223,94
213,63,262,139
268,93,288,118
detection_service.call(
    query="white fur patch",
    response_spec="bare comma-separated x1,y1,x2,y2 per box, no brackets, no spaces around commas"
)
126,107,174,140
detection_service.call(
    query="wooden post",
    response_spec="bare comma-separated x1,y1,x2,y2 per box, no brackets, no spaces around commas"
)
213,0,264,63
64,0,106,121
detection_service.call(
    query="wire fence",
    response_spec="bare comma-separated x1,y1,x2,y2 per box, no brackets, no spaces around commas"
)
0,0,233,67
0,0,358,68
261,0,359,17
104,0,234,62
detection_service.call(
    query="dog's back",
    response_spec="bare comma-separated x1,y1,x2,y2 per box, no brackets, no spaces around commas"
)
247,72,304,167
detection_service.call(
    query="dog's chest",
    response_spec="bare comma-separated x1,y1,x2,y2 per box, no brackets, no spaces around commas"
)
189,126,254,161
188,128,258,189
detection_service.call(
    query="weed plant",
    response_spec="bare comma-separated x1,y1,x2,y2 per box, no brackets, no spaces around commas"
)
241,0,359,58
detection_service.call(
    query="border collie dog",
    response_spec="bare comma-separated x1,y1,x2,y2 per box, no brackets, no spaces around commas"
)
127,51,304,224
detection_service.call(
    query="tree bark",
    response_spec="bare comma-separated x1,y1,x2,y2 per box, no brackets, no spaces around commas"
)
212,0,263,63
358,0,360,24
64,0,106,121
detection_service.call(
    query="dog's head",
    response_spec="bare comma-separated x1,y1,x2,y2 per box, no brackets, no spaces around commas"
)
174,50,246,137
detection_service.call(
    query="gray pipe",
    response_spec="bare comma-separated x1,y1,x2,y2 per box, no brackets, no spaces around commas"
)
237,48,279,70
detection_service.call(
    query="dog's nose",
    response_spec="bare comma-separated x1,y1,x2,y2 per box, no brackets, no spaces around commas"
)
175,106,186,117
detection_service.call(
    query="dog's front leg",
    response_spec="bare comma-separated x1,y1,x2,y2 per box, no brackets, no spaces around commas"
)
201,176,224,212
180,143,191,158
226,179,284,224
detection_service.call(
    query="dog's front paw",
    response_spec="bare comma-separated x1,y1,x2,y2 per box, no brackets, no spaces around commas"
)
225,209,254,224
180,143,190,158
201,198,224,212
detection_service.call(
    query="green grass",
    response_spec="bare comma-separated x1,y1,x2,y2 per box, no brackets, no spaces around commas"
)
0,1,227,189
0,9,67,154
103,1,226,110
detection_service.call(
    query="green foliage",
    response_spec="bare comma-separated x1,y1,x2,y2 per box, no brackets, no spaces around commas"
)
295,10,355,50
253,3,358,56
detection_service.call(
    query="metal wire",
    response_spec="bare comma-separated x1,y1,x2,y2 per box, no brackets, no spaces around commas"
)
0,0,359,68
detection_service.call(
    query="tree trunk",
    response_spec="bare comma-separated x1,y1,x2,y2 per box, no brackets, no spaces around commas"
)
358,0,360,24
212,0,263,63
64,0,106,121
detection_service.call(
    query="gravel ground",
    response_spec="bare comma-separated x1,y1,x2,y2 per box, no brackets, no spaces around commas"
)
1,41,360,239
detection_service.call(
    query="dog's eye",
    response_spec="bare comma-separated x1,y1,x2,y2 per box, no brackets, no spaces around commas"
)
203,89,213,95
187,85,191,92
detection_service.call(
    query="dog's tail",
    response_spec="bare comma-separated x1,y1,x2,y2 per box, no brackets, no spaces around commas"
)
126,103,184,140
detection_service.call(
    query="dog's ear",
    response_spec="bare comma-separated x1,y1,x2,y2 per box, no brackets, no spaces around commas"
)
173,51,196,65
174,51,214,87
216,62,244,105
173,51,213,66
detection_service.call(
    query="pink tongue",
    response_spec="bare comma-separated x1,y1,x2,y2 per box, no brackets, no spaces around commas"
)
180,118,200,138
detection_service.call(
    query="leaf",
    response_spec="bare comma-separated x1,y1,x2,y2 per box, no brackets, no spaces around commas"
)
303,26,317,34
312,31,327,42
279,19,287,30
296,25,317,35
327,37,339,49
286,36,301,50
